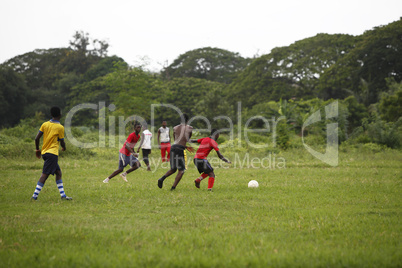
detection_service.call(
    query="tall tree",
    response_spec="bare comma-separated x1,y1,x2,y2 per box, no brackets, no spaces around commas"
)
0,67,28,127
227,33,357,107
161,47,251,84
318,18,402,104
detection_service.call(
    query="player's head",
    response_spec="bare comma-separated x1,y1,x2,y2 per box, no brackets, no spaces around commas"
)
211,129,220,140
162,120,167,127
50,107,61,119
181,113,189,124
134,122,142,133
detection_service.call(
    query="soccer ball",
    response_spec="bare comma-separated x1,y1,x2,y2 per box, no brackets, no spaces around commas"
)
248,180,259,188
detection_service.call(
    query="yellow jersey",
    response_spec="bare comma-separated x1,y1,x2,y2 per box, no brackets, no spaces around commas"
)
39,120,65,156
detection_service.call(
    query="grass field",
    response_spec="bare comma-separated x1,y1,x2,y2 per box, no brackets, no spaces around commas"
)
0,147,401,267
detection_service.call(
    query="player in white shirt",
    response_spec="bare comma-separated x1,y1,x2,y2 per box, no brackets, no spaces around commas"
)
157,121,171,163
137,124,153,171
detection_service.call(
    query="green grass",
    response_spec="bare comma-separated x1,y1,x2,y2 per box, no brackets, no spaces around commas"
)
0,148,401,267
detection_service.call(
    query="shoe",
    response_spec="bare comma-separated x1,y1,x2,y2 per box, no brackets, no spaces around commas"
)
120,172,128,182
158,179,163,189
194,179,201,189
170,186,176,191
31,196,37,201
103,178,110,183
207,188,213,192
61,196,73,200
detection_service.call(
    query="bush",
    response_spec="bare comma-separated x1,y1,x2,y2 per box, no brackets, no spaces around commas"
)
366,117,402,149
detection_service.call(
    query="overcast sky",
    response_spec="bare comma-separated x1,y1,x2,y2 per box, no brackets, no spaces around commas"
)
0,0,400,71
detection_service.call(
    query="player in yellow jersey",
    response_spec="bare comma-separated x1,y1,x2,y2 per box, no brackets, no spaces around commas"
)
31,107,72,201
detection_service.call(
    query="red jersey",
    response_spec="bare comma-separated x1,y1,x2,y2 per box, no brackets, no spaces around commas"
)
119,132,140,156
194,137,219,159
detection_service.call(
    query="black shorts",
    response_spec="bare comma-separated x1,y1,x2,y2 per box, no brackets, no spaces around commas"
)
142,149,151,158
42,153,61,175
170,144,186,171
194,158,214,174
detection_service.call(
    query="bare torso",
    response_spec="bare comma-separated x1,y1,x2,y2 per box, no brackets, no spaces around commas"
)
173,124,193,146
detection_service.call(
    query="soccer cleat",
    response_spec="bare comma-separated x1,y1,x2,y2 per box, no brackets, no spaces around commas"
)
103,178,110,183
120,172,128,182
158,179,163,189
61,196,73,200
194,179,201,189
31,196,37,201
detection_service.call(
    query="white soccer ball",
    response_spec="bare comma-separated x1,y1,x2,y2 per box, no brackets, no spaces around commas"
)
248,180,259,188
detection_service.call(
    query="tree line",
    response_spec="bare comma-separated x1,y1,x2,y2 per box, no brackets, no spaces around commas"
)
0,19,401,148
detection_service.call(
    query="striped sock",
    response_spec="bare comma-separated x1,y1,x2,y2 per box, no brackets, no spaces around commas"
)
32,182,44,199
56,180,66,198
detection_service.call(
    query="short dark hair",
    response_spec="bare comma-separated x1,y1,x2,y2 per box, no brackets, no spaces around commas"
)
182,113,189,124
134,122,142,128
211,129,219,136
50,107,61,118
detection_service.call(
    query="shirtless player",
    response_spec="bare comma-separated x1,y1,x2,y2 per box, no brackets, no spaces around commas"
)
157,113,193,190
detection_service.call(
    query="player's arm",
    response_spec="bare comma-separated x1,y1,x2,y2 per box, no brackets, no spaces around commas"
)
216,150,231,164
188,139,199,143
137,138,144,153
157,129,161,148
35,131,43,158
126,143,139,157
60,139,66,151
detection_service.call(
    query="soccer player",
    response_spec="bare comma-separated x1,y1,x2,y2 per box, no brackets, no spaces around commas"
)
157,114,193,190
190,129,231,191
137,124,152,171
31,106,72,201
103,123,142,183
157,120,171,162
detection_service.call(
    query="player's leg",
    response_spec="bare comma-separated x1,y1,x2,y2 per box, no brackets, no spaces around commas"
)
195,173,208,188
207,171,216,190
158,168,176,188
166,143,171,162
194,159,207,188
126,159,140,174
106,168,123,180
158,146,178,188
31,173,49,200
55,169,72,200
104,153,128,183
143,149,151,171
161,143,166,162
120,155,141,182
171,149,186,190
171,170,185,190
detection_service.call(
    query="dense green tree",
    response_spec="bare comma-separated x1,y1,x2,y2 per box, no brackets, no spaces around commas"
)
1,31,124,125
161,47,251,84
318,18,402,104
68,65,160,126
343,96,368,130
0,67,29,127
156,77,227,127
378,78,402,122
227,33,356,108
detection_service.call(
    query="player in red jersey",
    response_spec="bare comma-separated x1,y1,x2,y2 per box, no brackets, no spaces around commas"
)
189,129,231,191
103,123,142,183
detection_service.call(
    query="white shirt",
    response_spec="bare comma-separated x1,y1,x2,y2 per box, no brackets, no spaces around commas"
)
159,127,170,143
141,129,152,149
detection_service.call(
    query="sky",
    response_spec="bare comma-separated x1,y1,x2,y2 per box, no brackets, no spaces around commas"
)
0,0,401,72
